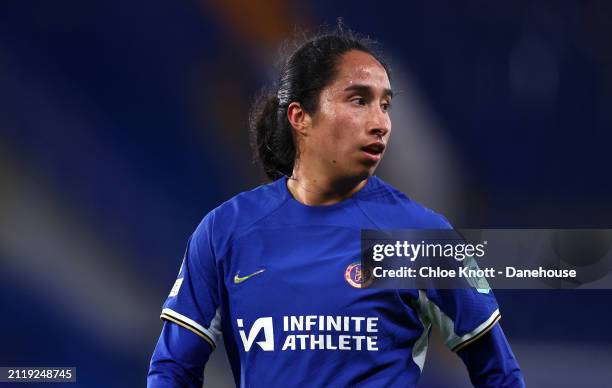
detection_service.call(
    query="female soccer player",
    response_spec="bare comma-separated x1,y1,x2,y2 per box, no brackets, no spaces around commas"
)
148,26,524,387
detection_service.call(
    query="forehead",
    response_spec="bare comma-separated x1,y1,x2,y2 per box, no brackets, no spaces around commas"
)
331,50,390,90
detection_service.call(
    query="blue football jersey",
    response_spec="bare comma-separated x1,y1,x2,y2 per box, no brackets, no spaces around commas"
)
160,176,500,387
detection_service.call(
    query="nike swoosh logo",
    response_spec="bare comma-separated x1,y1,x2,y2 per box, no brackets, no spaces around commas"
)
234,269,265,284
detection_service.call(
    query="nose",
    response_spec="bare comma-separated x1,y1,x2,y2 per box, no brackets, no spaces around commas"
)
367,106,391,138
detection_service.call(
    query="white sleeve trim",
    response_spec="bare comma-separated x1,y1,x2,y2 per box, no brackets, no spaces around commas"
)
449,309,500,351
161,308,221,347
416,290,500,352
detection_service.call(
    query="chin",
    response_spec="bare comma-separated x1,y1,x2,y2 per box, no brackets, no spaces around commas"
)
338,160,380,182
353,168,376,181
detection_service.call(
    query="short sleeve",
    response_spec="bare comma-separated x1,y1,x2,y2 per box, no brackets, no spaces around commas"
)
415,287,500,352
160,214,222,350
411,214,501,352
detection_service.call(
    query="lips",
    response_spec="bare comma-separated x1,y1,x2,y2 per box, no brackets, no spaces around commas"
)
361,142,386,155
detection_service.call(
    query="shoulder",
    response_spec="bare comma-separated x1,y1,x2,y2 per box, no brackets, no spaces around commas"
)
192,179,287,252
361,176,452,229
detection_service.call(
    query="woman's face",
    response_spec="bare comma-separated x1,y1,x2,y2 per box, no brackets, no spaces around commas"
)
305,50,392,181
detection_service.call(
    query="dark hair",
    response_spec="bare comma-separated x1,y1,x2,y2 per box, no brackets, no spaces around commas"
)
249,23,390,180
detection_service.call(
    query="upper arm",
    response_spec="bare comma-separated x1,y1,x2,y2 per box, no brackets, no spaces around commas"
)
160,214,222,349
148,213,223,386
414,215,501,352
415,288,501,352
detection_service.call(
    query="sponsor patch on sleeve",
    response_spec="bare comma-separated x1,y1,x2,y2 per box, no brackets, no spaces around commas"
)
169,278,184,297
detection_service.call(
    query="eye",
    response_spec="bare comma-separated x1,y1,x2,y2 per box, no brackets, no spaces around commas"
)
381,101,392,112
350,97,367,106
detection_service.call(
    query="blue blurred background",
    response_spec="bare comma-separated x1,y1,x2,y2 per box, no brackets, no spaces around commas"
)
1,0,611,387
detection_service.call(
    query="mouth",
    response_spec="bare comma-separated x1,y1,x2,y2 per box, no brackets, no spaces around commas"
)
360,141,386,161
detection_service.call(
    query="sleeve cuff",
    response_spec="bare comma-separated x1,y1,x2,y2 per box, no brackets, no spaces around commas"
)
160,308,218,349
450,310,501,352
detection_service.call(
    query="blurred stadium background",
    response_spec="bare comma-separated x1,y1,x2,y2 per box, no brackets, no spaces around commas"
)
1,0,612,387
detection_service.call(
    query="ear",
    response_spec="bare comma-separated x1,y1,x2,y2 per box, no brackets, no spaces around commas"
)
287,102,311,136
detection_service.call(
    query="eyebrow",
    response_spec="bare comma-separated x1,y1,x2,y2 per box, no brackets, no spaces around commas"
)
343,84,394,99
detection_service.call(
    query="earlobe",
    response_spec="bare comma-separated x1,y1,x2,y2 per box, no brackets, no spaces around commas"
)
287,102,310,136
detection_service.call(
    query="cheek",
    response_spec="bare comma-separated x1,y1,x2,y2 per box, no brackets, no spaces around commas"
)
312,100,359,155
327,113,359,145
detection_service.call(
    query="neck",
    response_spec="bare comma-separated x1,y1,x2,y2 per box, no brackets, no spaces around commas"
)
286,168,369,206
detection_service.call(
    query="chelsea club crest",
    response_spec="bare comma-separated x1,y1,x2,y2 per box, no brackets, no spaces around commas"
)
345,262,373,288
